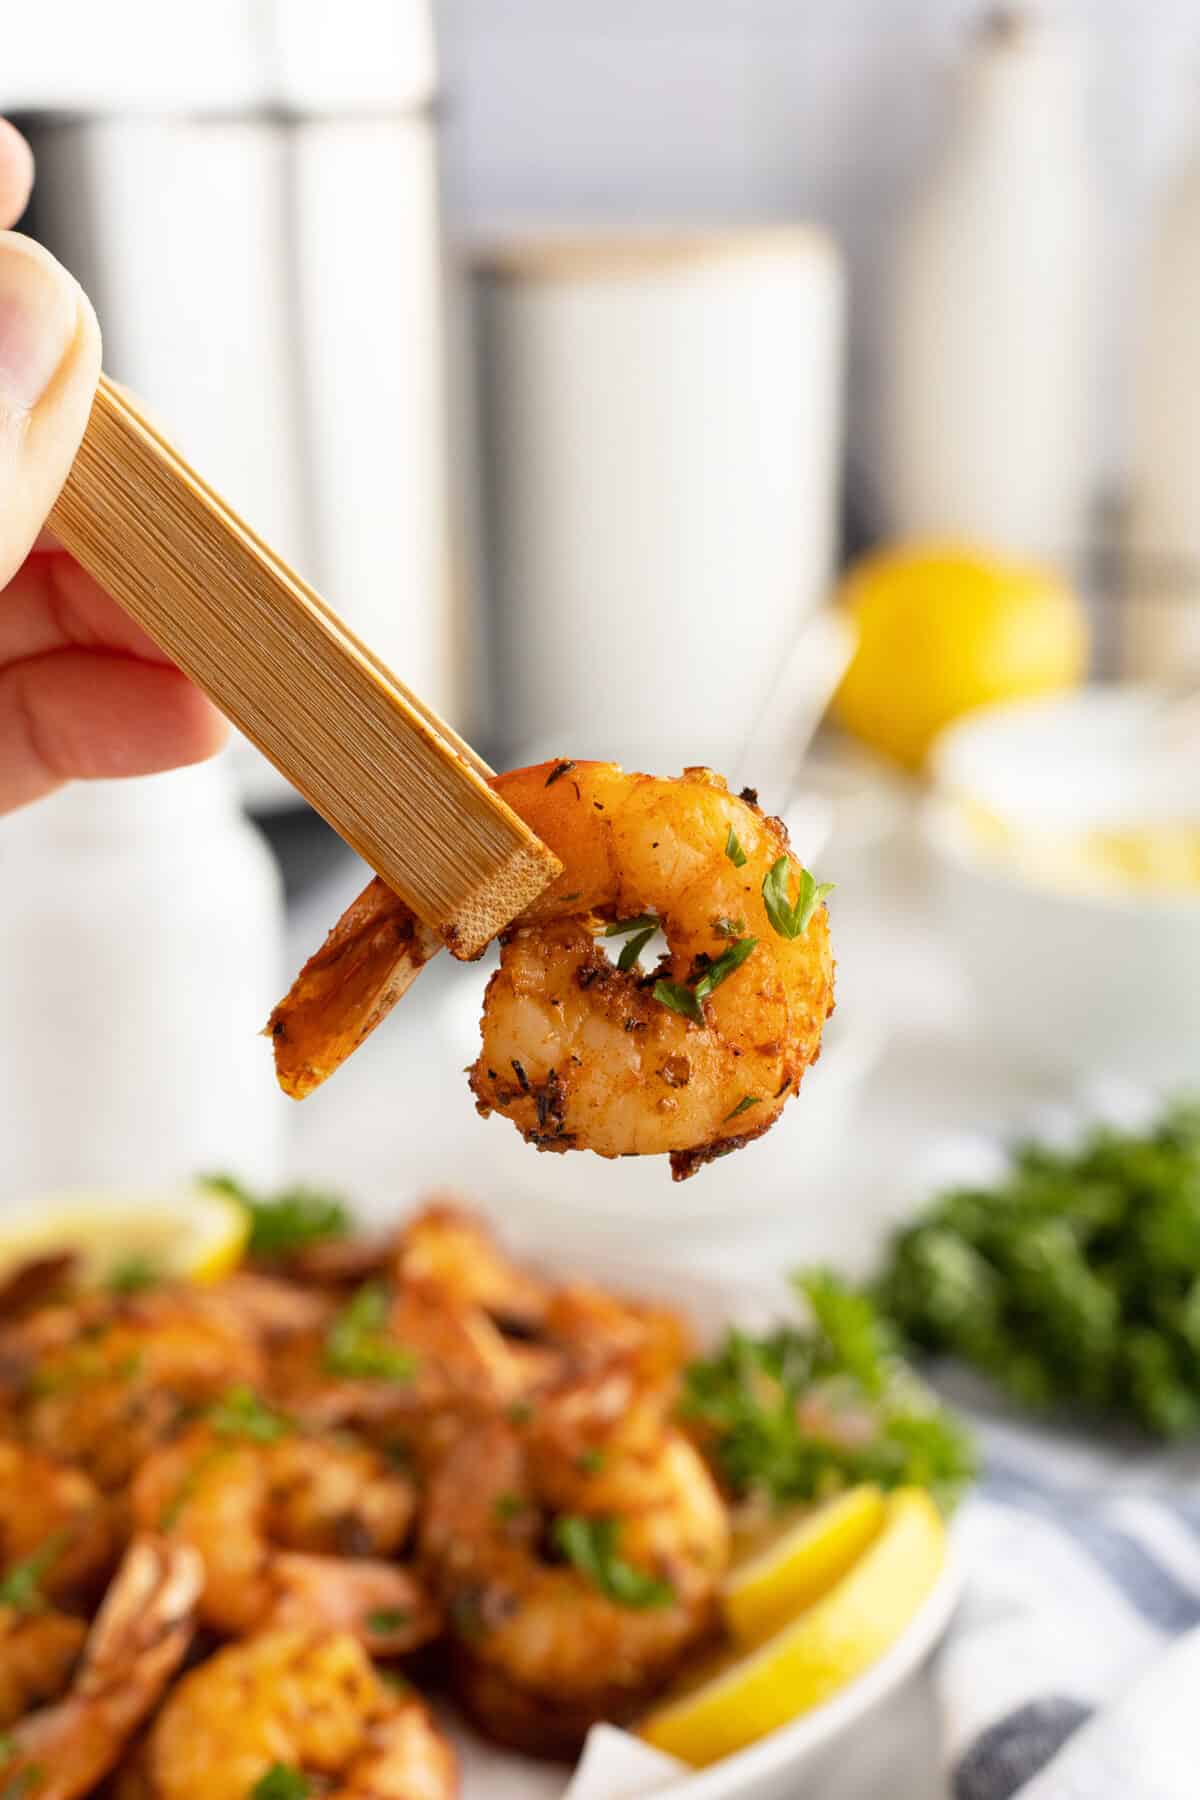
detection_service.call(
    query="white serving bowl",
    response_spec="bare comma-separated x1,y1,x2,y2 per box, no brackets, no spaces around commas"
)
452,1259,959,1800
923,688,1200,1084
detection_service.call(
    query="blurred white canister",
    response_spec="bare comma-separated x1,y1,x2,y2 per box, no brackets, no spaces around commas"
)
0,762,287,1201
1124,92,1200,681
883,10,1097,568
475,229,845,769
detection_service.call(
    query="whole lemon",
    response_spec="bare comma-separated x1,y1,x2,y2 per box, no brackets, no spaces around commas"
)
833,542,1089,770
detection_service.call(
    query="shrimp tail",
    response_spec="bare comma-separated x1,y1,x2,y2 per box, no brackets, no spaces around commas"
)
1,1537,201,1800
267,877,441,1099
78,1536,202,1709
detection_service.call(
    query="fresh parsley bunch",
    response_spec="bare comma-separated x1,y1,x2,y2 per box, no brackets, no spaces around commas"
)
681,1270,974,1514
876,1098,1200,1437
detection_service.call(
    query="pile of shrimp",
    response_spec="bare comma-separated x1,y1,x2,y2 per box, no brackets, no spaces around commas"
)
0,1202,731,1793
270,762,835,1179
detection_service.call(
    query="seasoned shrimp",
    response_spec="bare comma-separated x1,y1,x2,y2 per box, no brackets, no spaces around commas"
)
271,763,834,1178
395,1203,551,1335
421,1361,729,1756
10,1292,263,1490
0,1440,118,1604
0,1537,201,1800
130,1417,438,1655
115,1629,456,1800
0,1443,119,1725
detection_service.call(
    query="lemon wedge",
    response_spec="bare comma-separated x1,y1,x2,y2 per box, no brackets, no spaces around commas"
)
640,1488,945,1767
723,1485,887,1647
0,1186,250,1289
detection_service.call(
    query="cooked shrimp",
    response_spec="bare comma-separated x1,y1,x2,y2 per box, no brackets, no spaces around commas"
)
395,1202,551,1335
271,763,834,1178
10,1293,263,1490
268,875,441,1102
421,1360,729,1756
115,1629,456,1800
0,1445,118,1724
0,1440,118,1605
0,1537,201,1800
541,1282,694,1386
0,1611,87,1731
130,1419,438,1654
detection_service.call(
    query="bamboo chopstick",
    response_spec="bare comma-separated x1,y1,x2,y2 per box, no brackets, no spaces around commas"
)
49,376,559,958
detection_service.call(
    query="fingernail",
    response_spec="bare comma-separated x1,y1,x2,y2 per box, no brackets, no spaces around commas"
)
0,235,78,413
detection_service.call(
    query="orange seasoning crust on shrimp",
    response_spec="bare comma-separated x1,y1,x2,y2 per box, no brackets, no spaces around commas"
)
269,762,835,1179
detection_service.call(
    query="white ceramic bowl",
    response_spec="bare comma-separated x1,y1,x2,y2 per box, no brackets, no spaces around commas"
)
923,689,1200,1084
452,1259,959,1800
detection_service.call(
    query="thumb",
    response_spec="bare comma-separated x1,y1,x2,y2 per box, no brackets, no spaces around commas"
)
0,231,101,587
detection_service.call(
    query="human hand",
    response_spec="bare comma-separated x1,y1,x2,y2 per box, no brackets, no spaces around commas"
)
0,119,226,815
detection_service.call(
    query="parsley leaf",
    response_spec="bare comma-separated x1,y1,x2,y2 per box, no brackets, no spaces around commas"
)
653,937,756,1024
553,1515,675,1609
605,914,657,937
724,1095,761,1122
106,1255,160,1294
693,937,757,1000
617,926,657,972
724,826,748,868
0,1767,45,1799
366,1607,411,1635
208,1386,292,1443
712,915,747,939
324,1283,416,1383
681,1272,974,1514
652,981,704,1024
761,858,834,940
250,1768,310,1800
0,1534,66,1616
202,1174,350,1261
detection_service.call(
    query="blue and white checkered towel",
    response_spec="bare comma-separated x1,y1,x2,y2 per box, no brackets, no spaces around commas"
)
939,1409,1200,1800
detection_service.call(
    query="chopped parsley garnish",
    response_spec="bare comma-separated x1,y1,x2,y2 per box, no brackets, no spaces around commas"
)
250,1768,310,1800
208,1386,292,1443
553,1515,674,1609
761,857,834,941
694,937,757,999
617,926,657,972
712,915,746,939
494,1492,525,1521
652,980,704,1024
724,826,748,868
159,1446,231,1531
106,1254,160,1294
653,937,756,1024
576,1447,606,1474
366,1607,411,1635
605,914,657,937
0,1534,66,1616
507,1400,534,1425
0,1768,45,1799
202,1174,350,1261
681,1270,974,1514
324,1283,416,1383
724,1095,762,1122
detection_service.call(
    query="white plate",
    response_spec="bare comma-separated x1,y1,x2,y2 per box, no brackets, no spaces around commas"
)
439,1256,961,1800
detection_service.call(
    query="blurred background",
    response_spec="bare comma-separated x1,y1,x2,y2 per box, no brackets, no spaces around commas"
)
3,0,1200,1271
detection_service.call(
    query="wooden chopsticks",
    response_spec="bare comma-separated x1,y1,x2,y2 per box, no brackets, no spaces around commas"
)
49,377,559,958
